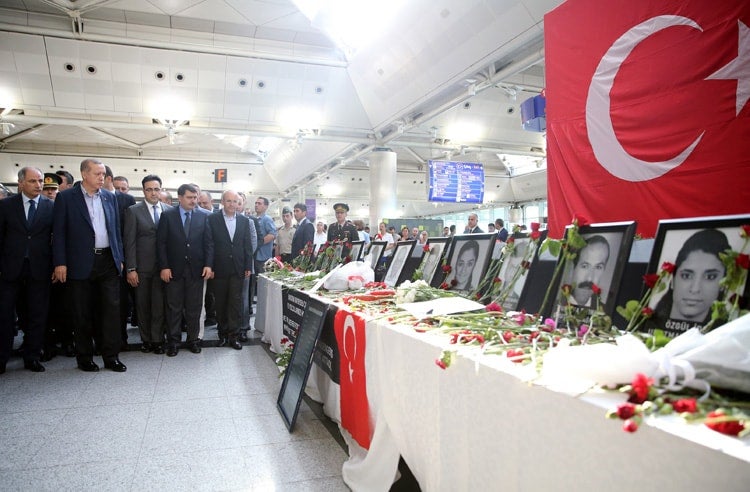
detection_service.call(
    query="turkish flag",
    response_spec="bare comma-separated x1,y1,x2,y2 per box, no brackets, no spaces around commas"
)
545,0,750,238
333,309,371,449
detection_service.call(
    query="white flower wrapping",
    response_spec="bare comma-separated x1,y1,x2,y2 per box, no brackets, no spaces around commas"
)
541,313,750,394
322,261,374,291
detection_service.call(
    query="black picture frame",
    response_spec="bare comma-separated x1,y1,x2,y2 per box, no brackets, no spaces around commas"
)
643,214,750,337
349,240,364,262
384,240,416,287
442,233,496,293
366,241,387,271
547,221,637,318
500,230,548,311
277,296,329,432
422,237,450,287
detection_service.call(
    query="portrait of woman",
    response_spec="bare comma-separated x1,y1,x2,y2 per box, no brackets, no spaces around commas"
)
654,228,730,325
454,239,479,291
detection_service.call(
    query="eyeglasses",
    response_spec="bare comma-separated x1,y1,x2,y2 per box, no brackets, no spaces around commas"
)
144,187,161,192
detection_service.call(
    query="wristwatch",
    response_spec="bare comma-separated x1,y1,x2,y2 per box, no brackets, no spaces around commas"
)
127,268,136,273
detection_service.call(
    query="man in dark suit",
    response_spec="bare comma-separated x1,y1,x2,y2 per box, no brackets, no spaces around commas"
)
53,158,126,372
207,190,253,349
157,183,214,356
291,202,315,261
0,167,54,374
104,166,136,349
464,213,484,234
495,218,509,242
124,175,171,354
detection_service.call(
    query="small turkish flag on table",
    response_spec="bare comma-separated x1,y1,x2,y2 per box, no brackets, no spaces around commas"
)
334,309,371,449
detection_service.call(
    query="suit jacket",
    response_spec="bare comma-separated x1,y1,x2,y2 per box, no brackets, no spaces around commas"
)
157,206,214,278
0,194,55,281
124,200,172,274
291,217,315,260
207,212,253,278
52,185,125,280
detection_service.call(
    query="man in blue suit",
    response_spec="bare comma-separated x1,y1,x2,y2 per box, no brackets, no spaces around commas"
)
291,202,315,261
52,158,127,372
157,183,214,356
0,167,55,374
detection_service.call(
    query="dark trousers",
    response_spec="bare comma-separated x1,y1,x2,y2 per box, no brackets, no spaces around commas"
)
0,259,49,365
68,250,121,362
213,274,244,339
204,279,216,321
119,276,134,344
241,276,251,331
134,271,166,345
165,271,203,347
47,282,74,347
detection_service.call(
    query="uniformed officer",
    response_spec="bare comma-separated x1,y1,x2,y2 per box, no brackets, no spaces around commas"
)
327,203,359,243
42,173,62,201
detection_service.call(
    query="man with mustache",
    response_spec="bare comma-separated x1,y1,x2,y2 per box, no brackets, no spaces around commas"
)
570,235,610,307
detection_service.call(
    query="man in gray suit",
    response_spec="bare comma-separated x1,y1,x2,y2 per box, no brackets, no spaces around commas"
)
124,175,171,354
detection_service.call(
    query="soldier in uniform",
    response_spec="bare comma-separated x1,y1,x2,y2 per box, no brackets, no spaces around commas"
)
327,202,359,246
42,173,62,201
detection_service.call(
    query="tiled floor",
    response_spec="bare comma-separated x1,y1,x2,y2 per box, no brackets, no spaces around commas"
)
0,322,350,491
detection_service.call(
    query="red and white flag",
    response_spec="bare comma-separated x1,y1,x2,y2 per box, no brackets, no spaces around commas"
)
545,0,750,238
334,309,371,449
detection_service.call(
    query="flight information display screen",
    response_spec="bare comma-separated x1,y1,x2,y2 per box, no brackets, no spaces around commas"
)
427,160,484,204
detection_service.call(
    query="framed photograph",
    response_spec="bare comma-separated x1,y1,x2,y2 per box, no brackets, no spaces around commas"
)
643,214,750,337
547,221,637,318
384,240,416,287
441,233,496,294
366,241,387,271
349,240,364,262
499,230,548,311
422,237,450,287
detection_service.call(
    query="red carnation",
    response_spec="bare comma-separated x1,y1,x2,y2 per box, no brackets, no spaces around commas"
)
450,279,458,286
507,236,515,244
616,403,637,420
661,262,676,274
521,260,530,270
530,222,540,232
439,282,450,290
493,277,502,284
642,273,660,289
423,244,431,252
506,348,524,363
705,410,745,436
628,373,654,404
672,398,698,414
442,264,452,273
741,224,750,238
435,359,447,370
485,302,502,312
736,253,750,270
502,330,515,342
530,230,541,240
622,419,639,433
561,284,572,296
591,283,602,296
641,307,654,318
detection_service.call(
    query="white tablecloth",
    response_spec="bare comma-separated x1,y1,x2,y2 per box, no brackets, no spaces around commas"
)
257,277,750,491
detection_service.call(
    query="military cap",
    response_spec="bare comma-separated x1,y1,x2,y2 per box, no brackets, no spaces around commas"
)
43,173,62,189
281,206,292,215
333,202,349,213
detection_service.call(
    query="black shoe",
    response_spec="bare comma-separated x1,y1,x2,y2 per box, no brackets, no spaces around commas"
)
166,346,178,357
238,331,249,343
188,341,202,354
140,343,153,353
0,364,5,374
77,360,100,372
228,339,242,350
63,343,76,357
40,347,57,362
152,345,165,355
24,360,46,372
104,359,127,372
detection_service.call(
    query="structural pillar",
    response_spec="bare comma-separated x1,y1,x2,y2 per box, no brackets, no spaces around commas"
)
368,150,398,231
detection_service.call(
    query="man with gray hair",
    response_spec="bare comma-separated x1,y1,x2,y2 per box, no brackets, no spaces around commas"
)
464,213,484,234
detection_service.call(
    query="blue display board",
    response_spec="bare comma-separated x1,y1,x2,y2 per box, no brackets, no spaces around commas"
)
427,160,484,204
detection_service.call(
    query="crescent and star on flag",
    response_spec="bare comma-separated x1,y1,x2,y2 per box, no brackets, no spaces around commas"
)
586,16,749,182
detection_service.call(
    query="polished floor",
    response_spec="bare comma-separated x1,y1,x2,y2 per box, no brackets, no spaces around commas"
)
0,322,350,491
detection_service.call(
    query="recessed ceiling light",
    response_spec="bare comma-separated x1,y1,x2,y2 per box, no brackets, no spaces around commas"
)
155,71,165,81
64,63,75,72
86,65,97,75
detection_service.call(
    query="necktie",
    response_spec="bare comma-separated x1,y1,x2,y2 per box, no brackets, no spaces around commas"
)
184,211,191,236
153,204,160,226
27,199,36,225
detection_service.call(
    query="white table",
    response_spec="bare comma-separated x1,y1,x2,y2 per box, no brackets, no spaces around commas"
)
257,277,750,491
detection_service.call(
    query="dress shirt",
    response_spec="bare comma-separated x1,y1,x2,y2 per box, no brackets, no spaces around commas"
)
223,212,236,241
82,186,110,248
22,193,39,221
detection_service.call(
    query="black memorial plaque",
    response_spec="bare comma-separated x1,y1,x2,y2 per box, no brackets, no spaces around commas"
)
277,296,329,432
